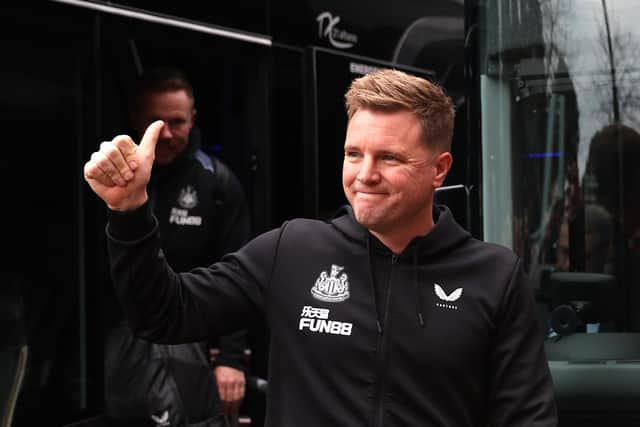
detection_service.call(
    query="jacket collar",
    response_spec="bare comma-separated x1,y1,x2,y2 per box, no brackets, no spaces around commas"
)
331,204,471,258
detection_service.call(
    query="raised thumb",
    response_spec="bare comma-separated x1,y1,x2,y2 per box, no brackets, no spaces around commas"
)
138,120,165,158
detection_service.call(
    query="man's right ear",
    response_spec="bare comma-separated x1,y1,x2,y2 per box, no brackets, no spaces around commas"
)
432,151,453,188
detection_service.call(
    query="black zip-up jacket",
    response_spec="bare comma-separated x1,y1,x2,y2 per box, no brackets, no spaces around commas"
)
108,203,557,427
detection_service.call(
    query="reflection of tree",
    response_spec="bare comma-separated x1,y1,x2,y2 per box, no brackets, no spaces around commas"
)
522,1,640,277
539,0,571,91
531,1,584,271
593,1,640,129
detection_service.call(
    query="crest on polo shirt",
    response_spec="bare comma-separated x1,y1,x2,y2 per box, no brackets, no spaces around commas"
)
178,185,198,209
311,264,350,302
168,186,202,226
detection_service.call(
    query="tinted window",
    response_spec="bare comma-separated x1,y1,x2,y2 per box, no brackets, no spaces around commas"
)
475,0,640,423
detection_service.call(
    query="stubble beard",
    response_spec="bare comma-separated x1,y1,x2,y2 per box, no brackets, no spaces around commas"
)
352,201,391,233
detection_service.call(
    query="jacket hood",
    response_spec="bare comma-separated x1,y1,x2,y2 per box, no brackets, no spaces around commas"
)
330,204,471,257
331,203,473,329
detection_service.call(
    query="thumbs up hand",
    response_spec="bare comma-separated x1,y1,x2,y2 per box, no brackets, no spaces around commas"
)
83,120,164,211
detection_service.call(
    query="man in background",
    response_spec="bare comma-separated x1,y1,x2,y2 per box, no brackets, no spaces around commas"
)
103,67,251,426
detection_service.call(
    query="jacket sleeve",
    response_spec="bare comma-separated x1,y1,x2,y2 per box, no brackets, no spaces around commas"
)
488,258,558,427
214,330,247,371
106,202,279,345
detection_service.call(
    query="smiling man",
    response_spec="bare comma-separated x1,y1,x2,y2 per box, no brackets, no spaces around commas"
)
130,75,196,166
85,69,557,427
343,109,451,253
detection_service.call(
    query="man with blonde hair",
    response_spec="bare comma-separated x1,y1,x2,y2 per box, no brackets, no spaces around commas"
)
85,69,557,426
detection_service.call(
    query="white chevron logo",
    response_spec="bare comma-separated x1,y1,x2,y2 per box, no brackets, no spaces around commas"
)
434,284,463,302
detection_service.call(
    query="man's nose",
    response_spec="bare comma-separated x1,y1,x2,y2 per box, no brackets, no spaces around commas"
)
356,156,380,183
159,124,173,139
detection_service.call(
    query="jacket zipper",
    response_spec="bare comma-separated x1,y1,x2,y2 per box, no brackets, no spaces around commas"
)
374,253,397,427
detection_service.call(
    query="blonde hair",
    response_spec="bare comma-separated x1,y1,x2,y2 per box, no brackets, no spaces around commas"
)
345,69,455,151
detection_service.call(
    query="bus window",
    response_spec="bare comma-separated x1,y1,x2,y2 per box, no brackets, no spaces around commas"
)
472,0,640,423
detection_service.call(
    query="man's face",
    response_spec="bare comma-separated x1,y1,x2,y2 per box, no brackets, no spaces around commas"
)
132,89,196,166
342,108,450,237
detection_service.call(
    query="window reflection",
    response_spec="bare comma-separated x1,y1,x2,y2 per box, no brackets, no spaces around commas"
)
584,123,640,330
479,0,640,335
477,0,640,420
554,204,614,274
